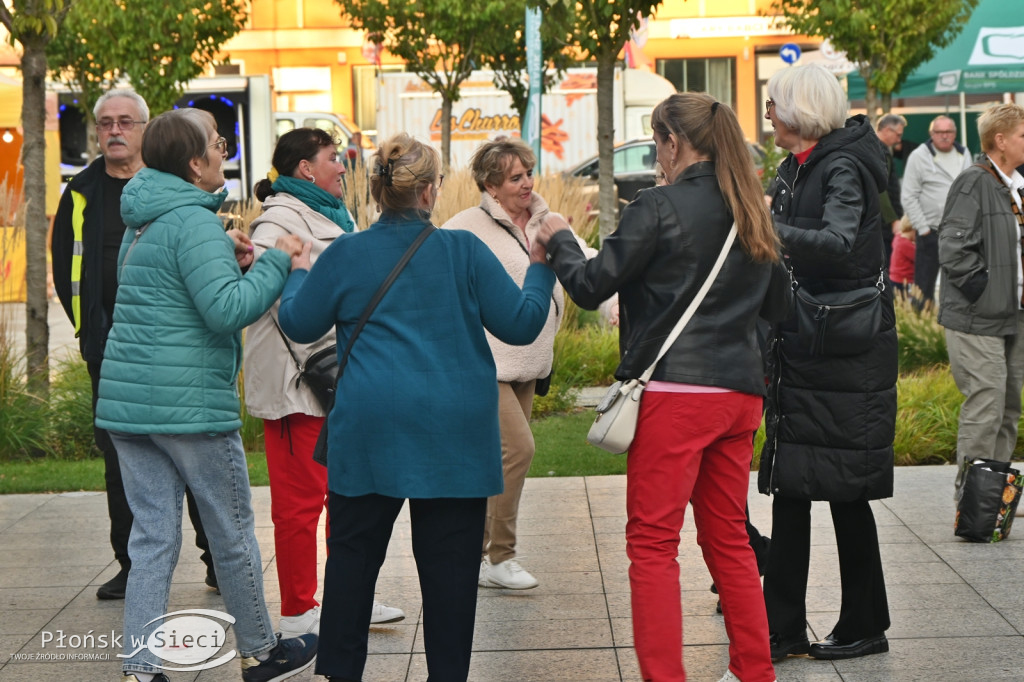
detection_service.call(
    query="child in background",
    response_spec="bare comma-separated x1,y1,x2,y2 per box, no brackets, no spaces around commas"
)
890,215,915,298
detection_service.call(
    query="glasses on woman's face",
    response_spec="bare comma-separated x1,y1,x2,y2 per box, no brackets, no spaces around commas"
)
208,137,228,154
96,117,146,132
437,174,445,189
765,99,775,115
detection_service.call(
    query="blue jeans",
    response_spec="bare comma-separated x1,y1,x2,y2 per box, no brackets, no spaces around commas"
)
111,431,277,674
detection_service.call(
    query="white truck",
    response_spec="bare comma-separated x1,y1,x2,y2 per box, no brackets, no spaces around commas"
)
58,75,274,204
375,67,676,172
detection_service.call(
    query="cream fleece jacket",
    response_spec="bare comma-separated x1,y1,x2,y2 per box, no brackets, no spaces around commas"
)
443,192,612,383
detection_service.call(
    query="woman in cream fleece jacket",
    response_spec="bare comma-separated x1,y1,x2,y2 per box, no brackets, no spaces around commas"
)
443,137,616,590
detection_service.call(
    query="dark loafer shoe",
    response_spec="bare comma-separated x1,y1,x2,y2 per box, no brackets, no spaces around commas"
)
769,632,811,662
809,632,889,660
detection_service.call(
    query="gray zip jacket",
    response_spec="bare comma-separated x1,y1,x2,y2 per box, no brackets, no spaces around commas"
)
938,160,1021,337
902,140,973,234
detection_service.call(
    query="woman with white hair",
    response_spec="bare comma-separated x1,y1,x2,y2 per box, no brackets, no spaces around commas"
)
759,63,896,663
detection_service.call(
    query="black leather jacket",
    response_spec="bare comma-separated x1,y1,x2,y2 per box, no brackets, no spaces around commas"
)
547,161,791,396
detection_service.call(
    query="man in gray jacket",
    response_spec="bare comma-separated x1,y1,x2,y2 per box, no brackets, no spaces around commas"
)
903,116,973,308
937,104,1024,498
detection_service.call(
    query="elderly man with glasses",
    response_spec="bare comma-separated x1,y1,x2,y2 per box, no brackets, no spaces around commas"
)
902,115,974,308
51,89,219,602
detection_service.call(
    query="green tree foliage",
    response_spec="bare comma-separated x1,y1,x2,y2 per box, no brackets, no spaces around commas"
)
47,0,248,118
477,2,576,123
768,0,978,121
0,0,73,394
335,0,509,169
543,0,664,239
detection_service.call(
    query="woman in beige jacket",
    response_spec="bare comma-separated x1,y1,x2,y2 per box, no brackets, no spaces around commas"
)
443,137,616,589
244,128,403,635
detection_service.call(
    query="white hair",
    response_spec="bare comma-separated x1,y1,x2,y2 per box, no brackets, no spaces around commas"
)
767,64,847,141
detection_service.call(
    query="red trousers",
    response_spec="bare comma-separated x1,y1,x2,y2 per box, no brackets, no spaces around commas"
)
626,391,775,682
264,413,328,617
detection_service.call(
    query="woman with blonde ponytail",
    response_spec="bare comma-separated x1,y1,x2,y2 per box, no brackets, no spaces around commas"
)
277,133,555,681
537,92,789,682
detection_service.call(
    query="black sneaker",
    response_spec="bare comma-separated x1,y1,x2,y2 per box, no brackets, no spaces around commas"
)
97,565,130,600
205,569,220,595
240,633,317,682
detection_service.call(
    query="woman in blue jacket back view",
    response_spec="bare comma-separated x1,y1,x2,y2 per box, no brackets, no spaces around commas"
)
96,108,317,682
277,133,554,682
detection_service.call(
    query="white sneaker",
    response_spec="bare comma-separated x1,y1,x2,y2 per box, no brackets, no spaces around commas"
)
717,671,775,682
478,556,491,586
279,605,320,638
371,601,405,624
480,558,538,590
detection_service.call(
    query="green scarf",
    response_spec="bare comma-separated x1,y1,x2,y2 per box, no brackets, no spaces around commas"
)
271,175,354,233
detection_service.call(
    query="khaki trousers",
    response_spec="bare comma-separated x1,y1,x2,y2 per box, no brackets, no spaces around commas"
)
482,380,536,564
947,311,1024,496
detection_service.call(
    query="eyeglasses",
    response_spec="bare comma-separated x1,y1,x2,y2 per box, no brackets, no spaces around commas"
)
932,129,956,136
437,174,444,189
765,99,775,115
96,117,146,132
208,137,228,154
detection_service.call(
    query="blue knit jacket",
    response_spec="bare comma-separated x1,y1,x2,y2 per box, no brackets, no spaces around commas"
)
278,211,555,499
96,168,291,434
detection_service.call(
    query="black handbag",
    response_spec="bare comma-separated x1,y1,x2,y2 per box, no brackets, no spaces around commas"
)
791,268,885,357
311,223,436,466
955,459,1024,542
269,317,337,411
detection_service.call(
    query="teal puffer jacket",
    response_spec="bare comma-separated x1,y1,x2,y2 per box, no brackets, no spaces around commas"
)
95,168,291,434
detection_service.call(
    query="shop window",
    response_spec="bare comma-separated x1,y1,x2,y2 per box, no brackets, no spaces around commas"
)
656,58,736,108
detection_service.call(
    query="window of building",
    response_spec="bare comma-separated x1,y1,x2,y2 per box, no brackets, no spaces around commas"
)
656,58,736,108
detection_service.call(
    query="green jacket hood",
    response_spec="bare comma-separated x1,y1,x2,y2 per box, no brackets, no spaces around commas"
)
120,167,227,228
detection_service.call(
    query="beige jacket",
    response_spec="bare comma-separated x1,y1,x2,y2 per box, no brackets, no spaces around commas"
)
242,193,346,419
442,192,610,383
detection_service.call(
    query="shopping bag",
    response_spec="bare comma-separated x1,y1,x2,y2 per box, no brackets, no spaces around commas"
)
954,459,1023,542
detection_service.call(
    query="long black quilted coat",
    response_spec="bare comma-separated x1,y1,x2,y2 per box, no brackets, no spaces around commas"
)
758,115,897,502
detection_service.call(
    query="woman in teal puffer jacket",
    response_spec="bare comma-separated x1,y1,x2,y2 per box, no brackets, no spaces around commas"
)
95,108,318,682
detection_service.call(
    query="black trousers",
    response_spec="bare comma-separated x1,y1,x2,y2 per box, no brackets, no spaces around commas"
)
88,360,213,572
913,230,940,305
762,496,890,642
316,492,486,682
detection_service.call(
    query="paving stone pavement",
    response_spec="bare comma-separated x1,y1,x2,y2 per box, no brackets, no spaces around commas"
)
3,465,1024,681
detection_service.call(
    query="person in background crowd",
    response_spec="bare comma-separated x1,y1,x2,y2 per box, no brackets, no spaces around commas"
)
538,91,789,682
243,128,404,640
902,115,973,309
443,136,616,591
760,63,896,664
278,133,553,682
51,88,217,602
95,108,317,682
890,215,916,297
936,103,1024,500
876,113,907,266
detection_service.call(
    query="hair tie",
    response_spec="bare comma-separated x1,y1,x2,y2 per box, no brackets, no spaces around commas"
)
267,167,279,183
376,158,395,186
711,101,719,116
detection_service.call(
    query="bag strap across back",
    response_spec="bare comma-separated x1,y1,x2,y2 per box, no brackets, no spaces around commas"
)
636,223,737,384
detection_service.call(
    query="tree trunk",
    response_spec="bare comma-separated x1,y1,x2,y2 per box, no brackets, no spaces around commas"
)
865,84,879,127
440,95,453,172
596,52,616,242
21,42,50,395
881,91,893,116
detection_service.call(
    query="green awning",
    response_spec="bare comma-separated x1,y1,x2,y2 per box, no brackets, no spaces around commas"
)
847,0,1024,99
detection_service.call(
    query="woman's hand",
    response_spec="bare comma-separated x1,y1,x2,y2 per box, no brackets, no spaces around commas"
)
537,214,571,246
227,229,254,269
274,234,304,260
529,238,548,265
291,241,312,271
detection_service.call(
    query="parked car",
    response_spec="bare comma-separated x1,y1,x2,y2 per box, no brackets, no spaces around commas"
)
568,138,766,212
